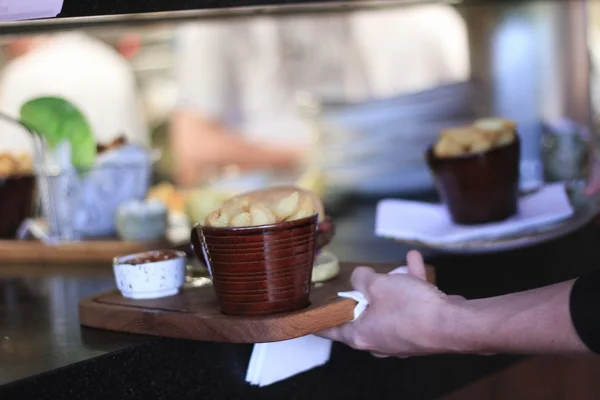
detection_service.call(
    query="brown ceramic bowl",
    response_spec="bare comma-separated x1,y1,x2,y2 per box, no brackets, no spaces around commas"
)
212,264,311,283
206,243,313,263
426,135,520,225
205,234,315,252
202,253,314,274
216,283,310,303
0,175,36,238
191,214,322,316
217,297,309,316
213,274,309,294
210,266,313,286
199,225,315,244
214,278,307,294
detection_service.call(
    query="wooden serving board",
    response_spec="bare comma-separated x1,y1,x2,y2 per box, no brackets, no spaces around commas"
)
0,239,168,265
79,262,436,343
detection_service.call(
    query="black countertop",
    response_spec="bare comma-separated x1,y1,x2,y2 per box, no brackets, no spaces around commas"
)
1,202,599,399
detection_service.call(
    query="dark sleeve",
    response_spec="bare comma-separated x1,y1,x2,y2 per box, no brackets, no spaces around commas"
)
570,270,600,354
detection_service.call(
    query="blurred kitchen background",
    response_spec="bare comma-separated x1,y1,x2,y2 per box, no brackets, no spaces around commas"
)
0,0,596,219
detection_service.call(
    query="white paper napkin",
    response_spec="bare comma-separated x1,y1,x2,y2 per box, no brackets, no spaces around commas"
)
246,335,333,387
245,267,409,387
337,266,409,320
375,183,573,244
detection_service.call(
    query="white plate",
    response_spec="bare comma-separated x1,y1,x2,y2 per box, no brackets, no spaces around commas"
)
382,181,599,254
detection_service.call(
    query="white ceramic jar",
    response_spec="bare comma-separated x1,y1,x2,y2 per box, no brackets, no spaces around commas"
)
113,249,186,299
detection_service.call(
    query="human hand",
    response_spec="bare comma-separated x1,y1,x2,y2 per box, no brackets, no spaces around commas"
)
318,251,466,358
586,159,600,197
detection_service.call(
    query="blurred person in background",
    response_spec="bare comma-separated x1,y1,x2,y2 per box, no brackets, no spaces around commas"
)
0,32,148,154
169,4,470,186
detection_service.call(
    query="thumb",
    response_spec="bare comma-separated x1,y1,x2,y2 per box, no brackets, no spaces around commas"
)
406,250,426,281
585,160,600,196
350,266,378,295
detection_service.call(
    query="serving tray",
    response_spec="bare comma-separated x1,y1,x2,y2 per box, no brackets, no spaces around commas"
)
0,239,168,265
79,262,435,343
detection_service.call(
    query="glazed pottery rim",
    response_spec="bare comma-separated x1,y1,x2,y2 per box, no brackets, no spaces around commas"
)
194,213,318,234
426,134,520,164
219,296,309,307
114,249,187,266
205,235,315,248
1,173,36,180
205,242,315,256
200,230,316,241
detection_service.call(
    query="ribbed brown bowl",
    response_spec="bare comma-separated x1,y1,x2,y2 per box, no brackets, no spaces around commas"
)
191,215,319,316
425,135,521,225
0,175,36,238
205,234,316,253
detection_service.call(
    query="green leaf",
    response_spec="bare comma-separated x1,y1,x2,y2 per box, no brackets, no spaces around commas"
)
19,96,96,170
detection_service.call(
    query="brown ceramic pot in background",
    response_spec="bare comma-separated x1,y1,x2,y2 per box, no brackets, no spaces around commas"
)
426,135,520,225
0,175,36,238
191,215,324,316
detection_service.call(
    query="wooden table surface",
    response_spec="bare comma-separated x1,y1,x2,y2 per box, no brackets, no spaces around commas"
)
0,239,167,265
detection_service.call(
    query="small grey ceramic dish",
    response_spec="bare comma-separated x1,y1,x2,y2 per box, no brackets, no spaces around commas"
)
116,199,168,241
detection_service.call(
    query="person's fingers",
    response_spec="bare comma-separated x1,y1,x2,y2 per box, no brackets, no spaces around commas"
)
585,180,600,196
406,250,426,281
350,266,378,295
317,326,344,342
585,161,600,196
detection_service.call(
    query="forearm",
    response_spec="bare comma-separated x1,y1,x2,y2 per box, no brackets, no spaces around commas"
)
440,280,590,355
171,110,302,176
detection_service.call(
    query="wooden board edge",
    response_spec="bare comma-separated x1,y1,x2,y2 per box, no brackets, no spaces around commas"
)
78,292,357,343
78,262,437,343
0,240,168,265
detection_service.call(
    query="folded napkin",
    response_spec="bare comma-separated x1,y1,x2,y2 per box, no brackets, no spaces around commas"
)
245,266,409,387
338,266,408,320
246,335,333,387
375,183,573,244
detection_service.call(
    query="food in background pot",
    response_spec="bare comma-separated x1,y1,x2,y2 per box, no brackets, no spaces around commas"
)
148,182,191,214
97,135,128,155
426,117,520,225
311,251,340,283
434,117,517,158
184,187,232,223
0,152,33,177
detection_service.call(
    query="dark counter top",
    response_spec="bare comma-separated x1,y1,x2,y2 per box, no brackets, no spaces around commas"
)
1,204,599,399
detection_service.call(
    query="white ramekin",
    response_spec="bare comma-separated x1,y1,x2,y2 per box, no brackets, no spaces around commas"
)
113,249,187,299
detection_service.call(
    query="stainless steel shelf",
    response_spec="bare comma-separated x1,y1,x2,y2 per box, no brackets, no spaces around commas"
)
0,0,457,34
